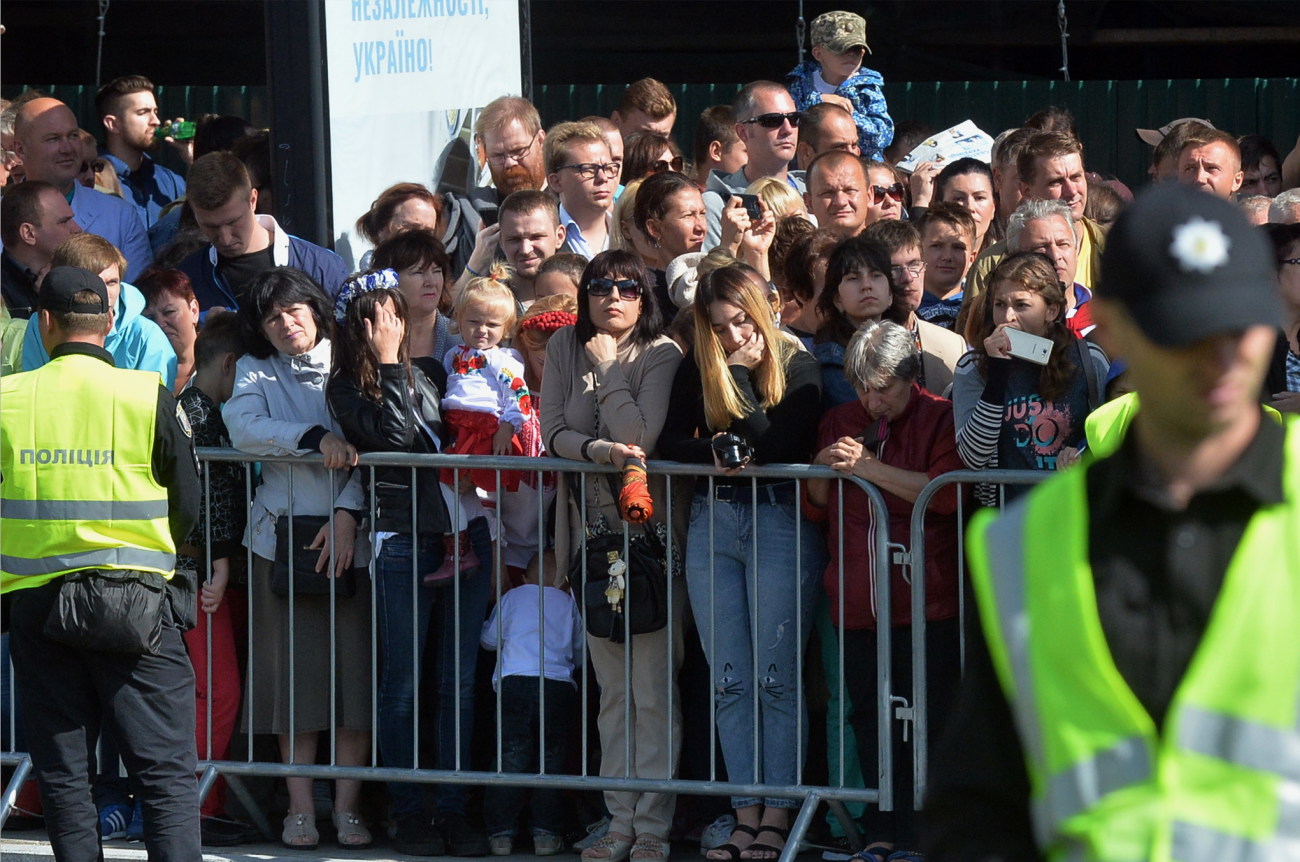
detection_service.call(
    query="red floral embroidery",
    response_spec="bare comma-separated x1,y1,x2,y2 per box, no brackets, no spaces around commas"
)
451,348,487,375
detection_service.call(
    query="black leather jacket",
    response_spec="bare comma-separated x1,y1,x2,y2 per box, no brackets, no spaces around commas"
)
328,360,451,536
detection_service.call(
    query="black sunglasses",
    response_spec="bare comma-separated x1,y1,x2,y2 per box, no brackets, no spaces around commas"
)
870,183,905,204
588,278,644,300
649,157,684,174
742,111,804,129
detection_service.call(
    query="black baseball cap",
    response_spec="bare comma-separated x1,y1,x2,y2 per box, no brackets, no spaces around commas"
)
38,266,110,314
1096,184,1280,347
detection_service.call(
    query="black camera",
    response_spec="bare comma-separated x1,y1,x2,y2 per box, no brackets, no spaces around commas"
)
711,433,752,469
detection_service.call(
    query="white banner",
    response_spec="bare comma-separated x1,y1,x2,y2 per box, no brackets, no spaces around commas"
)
323,0,522,269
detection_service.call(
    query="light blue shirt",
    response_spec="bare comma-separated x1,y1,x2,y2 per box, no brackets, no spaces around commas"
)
558,203,611,261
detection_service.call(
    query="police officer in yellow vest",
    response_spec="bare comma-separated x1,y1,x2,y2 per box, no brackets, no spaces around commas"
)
924,184,1297,861
1,266,201,861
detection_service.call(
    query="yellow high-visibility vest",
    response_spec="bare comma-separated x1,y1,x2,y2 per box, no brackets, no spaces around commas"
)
1,353,176,592
968,412,1300,861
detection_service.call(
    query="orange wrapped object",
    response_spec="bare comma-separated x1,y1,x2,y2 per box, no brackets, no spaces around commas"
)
618,457,654,523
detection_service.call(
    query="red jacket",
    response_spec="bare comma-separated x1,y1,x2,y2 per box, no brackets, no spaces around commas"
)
806,383,966,629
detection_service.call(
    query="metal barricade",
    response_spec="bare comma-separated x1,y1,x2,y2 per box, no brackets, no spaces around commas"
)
902,469,1049,810
1,456,1057,852
0,448,897,862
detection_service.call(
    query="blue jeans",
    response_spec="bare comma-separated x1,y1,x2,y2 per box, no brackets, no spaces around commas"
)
484,676,575,837
434,517,493,815
374,518,491,818
684,487,820,809
375,532,439,817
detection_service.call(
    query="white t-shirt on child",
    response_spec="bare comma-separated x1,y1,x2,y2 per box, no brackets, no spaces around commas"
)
480,584,584,691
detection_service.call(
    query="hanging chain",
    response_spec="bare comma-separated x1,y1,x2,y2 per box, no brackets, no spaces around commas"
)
95,1,111,90
796,0,807,66
1057,0,1071,82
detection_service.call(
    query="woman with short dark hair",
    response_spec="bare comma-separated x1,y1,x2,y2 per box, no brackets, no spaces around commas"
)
541,249,684,862
224,266,373,850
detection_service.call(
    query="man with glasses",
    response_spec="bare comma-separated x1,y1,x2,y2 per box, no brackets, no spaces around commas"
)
866,219,968,395
448,96,550,281
544,121,616,261
703,81,807,248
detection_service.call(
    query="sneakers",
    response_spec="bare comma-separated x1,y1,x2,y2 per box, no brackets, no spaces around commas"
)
98,802,131,840
573,816,611,852
394,814,446,857
534,832,564,856
489,834,514,856
438,811,489,857
699,814,737,854
125,799,145,843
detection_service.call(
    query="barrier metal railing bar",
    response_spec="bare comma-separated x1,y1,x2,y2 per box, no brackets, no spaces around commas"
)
2,448,898,862
904,469,1048,810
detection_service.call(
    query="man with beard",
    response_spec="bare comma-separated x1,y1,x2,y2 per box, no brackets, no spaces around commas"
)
446,96,548,280
95,76,188,234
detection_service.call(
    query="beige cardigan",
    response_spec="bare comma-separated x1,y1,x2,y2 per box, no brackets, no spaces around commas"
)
540,326,684,570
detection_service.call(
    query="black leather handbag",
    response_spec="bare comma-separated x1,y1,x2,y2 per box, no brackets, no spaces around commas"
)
270,515,359,598
570,524,668,644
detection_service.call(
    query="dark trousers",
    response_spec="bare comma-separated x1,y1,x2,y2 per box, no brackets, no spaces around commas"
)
484,675,575,837
841,619,960,848
9,580,200,862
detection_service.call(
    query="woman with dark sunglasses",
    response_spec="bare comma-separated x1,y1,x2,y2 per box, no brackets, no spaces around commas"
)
621,130,684,186
865,162,905,226
541,249,685,862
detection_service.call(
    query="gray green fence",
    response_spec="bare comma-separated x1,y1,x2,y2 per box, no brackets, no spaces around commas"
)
10,78,1296,194
537,77,1299,191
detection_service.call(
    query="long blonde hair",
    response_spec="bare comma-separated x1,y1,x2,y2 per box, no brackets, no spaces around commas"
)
692,265,793,431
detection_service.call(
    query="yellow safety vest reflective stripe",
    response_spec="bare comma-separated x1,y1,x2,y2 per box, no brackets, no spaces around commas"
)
1,353,176,592
968,412,1300,862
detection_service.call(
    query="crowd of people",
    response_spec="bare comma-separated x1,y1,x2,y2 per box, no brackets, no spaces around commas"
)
3,9,1300,862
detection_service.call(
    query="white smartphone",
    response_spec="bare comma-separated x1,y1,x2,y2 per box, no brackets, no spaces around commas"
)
1004,327,1054,365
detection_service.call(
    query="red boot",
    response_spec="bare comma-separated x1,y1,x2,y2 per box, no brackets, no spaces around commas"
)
423,531,479,586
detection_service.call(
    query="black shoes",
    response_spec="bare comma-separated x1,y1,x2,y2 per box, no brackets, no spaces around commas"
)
438,811,489,857
395,813,447,856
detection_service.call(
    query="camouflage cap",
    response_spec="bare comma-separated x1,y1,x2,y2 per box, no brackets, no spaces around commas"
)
811,11,871,54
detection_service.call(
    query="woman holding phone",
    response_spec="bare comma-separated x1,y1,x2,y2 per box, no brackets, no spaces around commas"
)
951,252,1108,500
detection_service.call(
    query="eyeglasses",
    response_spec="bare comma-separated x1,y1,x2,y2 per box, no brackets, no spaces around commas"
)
485,136,537,167
588,278,643,300
741,111,804,129
890,261,925,279
1283,258,1300,266
870,183,905,204
649,157,684,174
561,162,620,181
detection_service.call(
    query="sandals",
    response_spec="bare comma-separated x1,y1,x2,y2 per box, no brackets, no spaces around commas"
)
582,832,635,862
742,825,789,860
850,844,895,862
332,810,373,848
705,824,758,861
281,812,318,849
631,833,669,861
